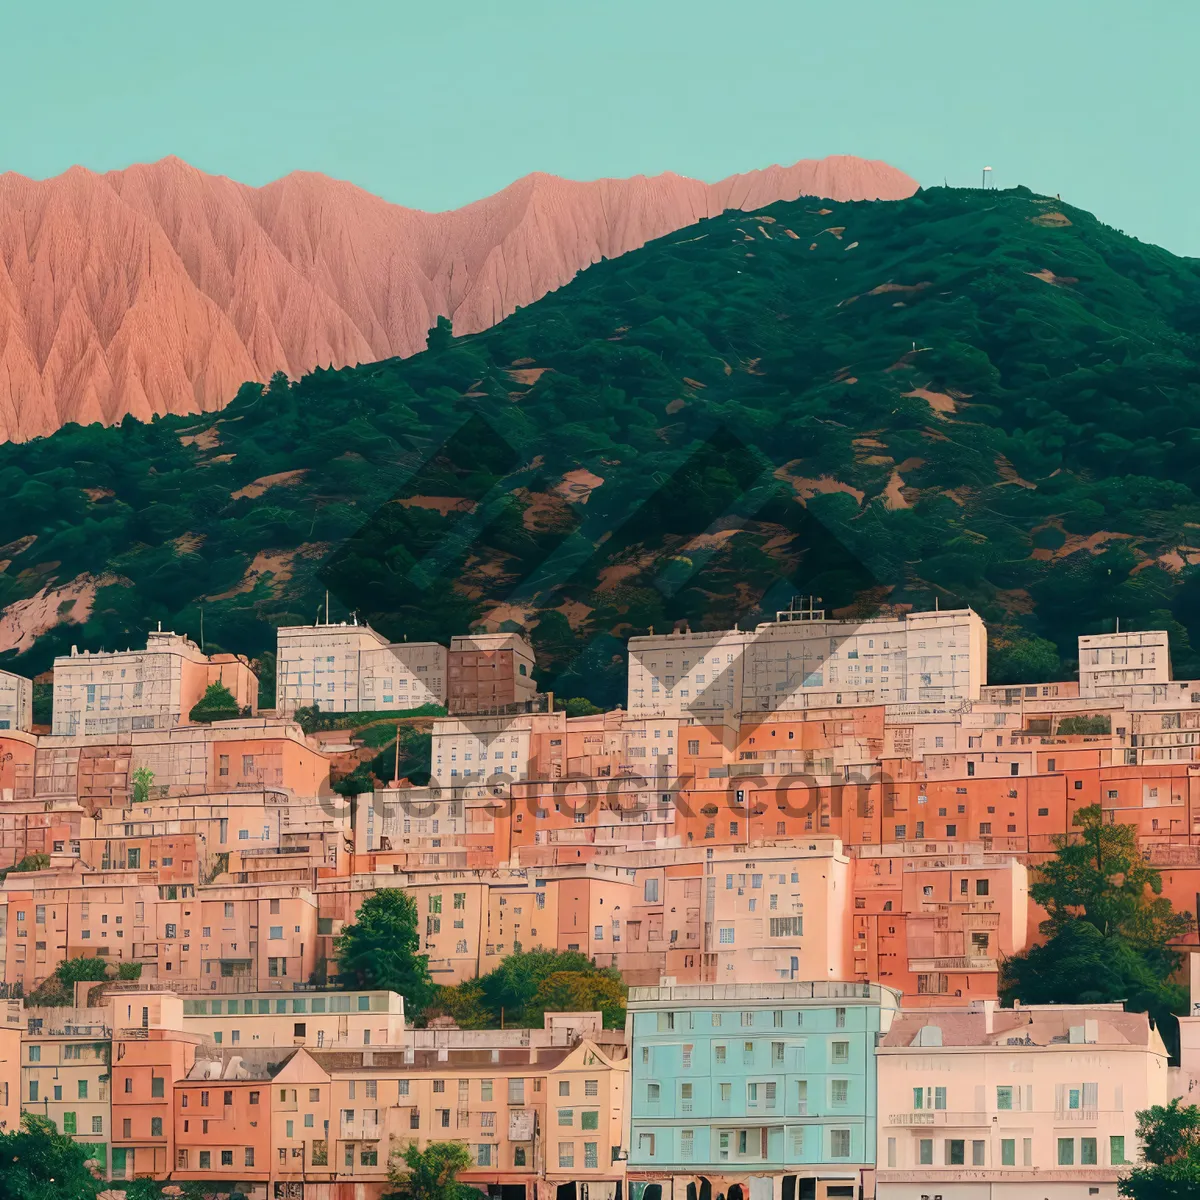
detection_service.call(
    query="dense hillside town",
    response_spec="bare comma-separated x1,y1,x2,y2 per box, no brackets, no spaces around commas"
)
0,605,1198,1198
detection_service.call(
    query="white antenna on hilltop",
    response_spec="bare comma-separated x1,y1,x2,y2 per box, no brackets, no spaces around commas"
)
982,166,993,190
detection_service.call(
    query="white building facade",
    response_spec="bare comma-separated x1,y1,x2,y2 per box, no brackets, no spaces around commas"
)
275,623,446,715
628,608,987,720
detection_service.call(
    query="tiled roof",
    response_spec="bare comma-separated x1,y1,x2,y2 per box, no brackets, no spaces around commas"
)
880,1004,1153,1049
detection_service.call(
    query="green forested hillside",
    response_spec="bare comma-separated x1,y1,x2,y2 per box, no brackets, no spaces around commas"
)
2,185,1200,706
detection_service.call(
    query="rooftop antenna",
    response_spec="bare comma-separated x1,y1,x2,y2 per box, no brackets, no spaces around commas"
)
200,605,205,654
982,166,993,190
325,590,330,625
1116,616,1121,633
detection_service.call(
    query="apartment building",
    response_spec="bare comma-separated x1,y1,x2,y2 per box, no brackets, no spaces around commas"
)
431,709,561,787
52,631,258,737
1078,629,1171,696
177,988,404,1049
447,631,537,714
0,998,20,1133
108,991,201,1180
311,1034,628,1200
276,622,447,716
628,609,986,720
628,980,901,1200
22,1006,113,1171
852,851,1030,1005
875,1001,1168,1199
173,1048,278,1184
0,670,32,732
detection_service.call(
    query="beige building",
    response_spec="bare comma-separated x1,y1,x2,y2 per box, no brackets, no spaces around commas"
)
628,607,987,719
52,631,258,737
0,670,32,733
313,1033,628,1200
178,989,404,1049
876,1001,1168,1200
276,622,446,716
1079,629,1171,696
22,1006,112,1164
431,710,561,787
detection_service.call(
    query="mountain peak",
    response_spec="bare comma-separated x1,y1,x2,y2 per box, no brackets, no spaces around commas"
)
0,154,917,441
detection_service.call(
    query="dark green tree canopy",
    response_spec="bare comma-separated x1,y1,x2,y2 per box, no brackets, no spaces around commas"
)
1002,805,1194,1055
1120,1100,1200,1199
1032,804,1193,968
334,889,436,1018
431,947,627,1029
385,1140,477,1200
188,679,242,723
0,1114,103,1200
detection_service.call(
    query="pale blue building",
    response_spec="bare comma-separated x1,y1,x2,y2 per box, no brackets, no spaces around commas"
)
626,981,901,1200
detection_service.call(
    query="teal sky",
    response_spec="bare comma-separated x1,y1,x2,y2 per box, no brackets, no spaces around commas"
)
6,0,1198,256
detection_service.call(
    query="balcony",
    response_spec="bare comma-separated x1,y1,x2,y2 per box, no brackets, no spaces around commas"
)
888,1111,991,1127
889,1108,1116,1128
908,955,996,972
340,1121,381,1140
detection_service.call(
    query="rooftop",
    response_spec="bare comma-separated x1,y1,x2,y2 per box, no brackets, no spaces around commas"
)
880,1002,1157,1050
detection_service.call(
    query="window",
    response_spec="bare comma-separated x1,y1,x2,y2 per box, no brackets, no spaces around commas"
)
199,1152,211,1170
946,1140,965,1166
221,1151,234,1167
1001,1138,1016,1166
769,916,802,937
919,1139,933,1166
647,1084,660,1102
585,1079,598,1097
831,1079,848,1105
1082,1137,1097,1165
245,1148,255,1167
831,1041,850,1063
830,1129,850,1158
559,1143,575,1169
1059,1138,1074,1165
997,1085,1012,1110
1111,1136,1126,1165
78,1079,88,1100
63,1113,77,1134
558,1108,574,1126
581,1110,599,1130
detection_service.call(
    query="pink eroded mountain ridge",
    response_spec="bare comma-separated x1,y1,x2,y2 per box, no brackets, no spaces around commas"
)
0,155,918,442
